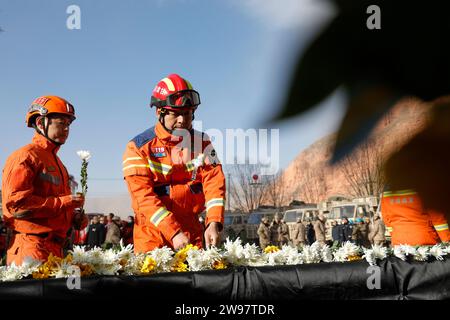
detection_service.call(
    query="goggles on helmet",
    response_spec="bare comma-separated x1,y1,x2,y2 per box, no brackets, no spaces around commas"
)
151,89,201,109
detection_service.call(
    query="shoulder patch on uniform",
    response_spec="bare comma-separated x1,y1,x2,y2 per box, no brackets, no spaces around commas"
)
131,127,156,148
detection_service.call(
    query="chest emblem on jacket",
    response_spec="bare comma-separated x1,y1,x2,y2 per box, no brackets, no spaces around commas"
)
151,147,166,158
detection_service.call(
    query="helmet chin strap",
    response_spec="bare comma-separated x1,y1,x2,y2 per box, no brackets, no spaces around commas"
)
158,108,171,133
158,108,196,134
38,116,63,146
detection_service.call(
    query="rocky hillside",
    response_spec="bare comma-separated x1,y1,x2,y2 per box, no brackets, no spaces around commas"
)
281,97,432,204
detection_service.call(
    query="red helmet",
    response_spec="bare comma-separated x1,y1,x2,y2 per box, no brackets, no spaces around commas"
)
26,95,76,127
150,74,200,111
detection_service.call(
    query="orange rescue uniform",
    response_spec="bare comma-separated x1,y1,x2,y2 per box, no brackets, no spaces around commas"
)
2,133,86,265
381,189,450,245
123,122,226,253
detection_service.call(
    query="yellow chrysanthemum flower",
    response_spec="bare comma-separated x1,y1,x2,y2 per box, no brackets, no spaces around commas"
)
212,260,228,270
348,255,363,261
172,261,188,272
174,244,199,262
32,253,63,279
264,245,280,254
141,256,157,274
77,263,95,277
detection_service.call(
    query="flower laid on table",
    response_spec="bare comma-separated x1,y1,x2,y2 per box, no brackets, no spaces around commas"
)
2,238,450,282
172,244,199,272
429,244,448,261
264,245,280,254
333,241,362,262
363,245,388,266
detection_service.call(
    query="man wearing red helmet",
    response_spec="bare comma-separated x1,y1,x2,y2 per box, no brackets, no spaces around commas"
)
1,96,88,265
123,74,226,252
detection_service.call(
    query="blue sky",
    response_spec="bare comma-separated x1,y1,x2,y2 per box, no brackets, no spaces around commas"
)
0,0,345,200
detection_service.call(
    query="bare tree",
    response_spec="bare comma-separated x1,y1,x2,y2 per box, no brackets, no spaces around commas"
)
294,161,328,203
227,164,268,213
264,171,287,208
339,139,385,197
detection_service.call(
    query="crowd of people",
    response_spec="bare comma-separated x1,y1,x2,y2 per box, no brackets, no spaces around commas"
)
71,213,134,250
257,212,387,250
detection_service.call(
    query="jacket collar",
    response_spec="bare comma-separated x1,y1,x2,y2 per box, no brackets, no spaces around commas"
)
32,132,60,153
155,121,186,145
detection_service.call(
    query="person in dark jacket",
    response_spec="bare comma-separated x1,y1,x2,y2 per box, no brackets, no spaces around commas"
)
86,216,106,249
339,217,353,243
331,221,341,246
305,218,316,245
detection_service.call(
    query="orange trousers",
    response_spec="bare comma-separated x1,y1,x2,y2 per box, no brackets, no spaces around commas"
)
7,233,63,266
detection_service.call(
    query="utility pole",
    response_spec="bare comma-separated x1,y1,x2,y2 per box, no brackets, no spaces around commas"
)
227,173,231,212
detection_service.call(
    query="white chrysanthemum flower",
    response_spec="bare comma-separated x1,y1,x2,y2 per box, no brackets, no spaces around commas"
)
186,248,222,271
116,241,134,262
393,245,416,261
300,244,322,264
430,244,447,261
70,245,90,264
149,246,175,273
20,257,43,277
223,238,246,265
363,249,377,266
276,245,301,265
442,244,450,254
96,263,122,276
320,245,333,263
185,250,204,271
333,241,361,262
77,150,92,161
414,246,430,262
123,254,146,275
372,245,388,260
0,263,25,282
54,260,78,279
363,245,388,266
86,246,104,266
242,243,263,266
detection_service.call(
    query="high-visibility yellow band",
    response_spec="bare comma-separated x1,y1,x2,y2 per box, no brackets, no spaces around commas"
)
123,164,150,171
185,162,195,172
434,224,449,232
123,157,145,164
150,207,170,226
383,189,417,197
148,159,172,175
386,227,393,232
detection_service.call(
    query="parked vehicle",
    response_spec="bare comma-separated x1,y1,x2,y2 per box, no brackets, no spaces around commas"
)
222,212,248,242
245,210,277,245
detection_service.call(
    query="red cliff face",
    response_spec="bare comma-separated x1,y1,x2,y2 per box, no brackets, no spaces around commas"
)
281,98,432,204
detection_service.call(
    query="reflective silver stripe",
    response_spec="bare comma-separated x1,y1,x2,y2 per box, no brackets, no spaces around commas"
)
150,207,170,226
122,164,150,171
206,198,225,211
123,157,145,164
